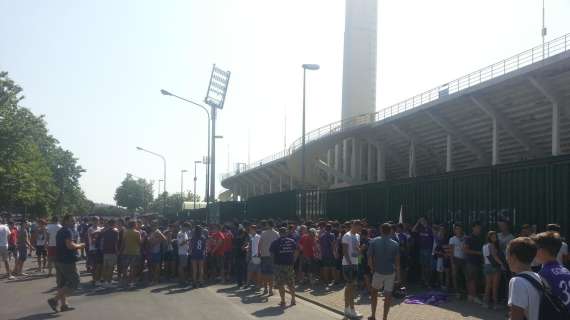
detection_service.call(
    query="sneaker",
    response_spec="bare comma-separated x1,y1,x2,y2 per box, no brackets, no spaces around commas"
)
8,275,16,280
47,298,58,313
344,308,351,317
60,304,75,312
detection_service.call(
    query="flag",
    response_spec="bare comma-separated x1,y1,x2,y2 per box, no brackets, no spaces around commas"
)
398,205,404,224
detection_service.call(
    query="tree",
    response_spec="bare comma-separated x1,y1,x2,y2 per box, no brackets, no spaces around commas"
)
114,174,154,212
0,71,90,217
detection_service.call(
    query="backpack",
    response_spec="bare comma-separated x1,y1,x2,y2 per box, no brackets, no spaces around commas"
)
515,273,570,320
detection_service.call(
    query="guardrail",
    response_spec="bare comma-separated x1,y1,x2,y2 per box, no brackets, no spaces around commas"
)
222,33,570,182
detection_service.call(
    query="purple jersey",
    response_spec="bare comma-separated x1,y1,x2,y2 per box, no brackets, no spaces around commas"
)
416,225,434,251
539,261,570,308
319,232,335,259
190,236,206,260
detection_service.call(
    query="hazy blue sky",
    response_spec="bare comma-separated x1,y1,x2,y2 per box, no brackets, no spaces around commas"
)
1,0,569,204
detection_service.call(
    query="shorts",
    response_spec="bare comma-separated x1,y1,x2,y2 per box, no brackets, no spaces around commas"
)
122,255,140,269
55,262,80,291
18,246,28,261
211,255,224,269
419,250,432,267
483,264,499,275
150,252,162,264
371,272,395,292
260,256,274,275
321,257,336,268
0,247,8,261
343,265,358,284
103,254,117,268
274,264,295,287
465,263,481,281
47,246,57,258
36,245,47,257
8,245,17,257
178,255,189,267
224,252,233,270
301,256,318,274
248,259,261,273
163,251,175,262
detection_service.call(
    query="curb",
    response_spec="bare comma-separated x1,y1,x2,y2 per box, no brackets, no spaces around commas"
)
286,289,345,316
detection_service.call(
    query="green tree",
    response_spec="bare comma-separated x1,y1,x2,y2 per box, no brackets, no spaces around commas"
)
0,71,89,217
114,174,154,212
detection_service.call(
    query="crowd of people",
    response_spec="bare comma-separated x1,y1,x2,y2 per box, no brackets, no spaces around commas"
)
1,214,569,320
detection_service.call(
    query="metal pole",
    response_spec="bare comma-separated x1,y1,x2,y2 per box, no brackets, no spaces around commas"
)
301,68,306,221
206,119,210,204
210,106,217,202
542,0,545,59
194,161,199,209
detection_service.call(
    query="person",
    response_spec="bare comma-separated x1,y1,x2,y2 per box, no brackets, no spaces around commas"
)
148,223,166,285
233,227,249,287
100,219,120,288
434,225,451,291
507,237,541,320
47,214,85,313
545,224,569,265
319,224,336,285
14,221,32,276
86,217,101,274
177,222,191,284
368,223,400,320
33,220,48,272
247,225,261,289
120,221,141,287
8,221,18,262
89,225,103,286
163,224,177,280
412,216,433,287
449,224,466,298
259,220,279,295
463,221,483,304
482,231,505,309
497,219,514,302
299,227,318,285
533,231,570,310
209,224,226,281
222,225,234,283
360,228,371,294
0,218,15,279
270,227,298,307
46,216,62,277
190,225,207,288
342,220,362,319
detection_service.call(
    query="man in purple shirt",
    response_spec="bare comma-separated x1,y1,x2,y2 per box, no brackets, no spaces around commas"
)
412,216,434,287
319,224,336,284
270,227,299,308
533,231,570,310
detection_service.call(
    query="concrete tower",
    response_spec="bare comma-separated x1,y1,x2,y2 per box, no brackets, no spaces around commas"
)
341,0,378,120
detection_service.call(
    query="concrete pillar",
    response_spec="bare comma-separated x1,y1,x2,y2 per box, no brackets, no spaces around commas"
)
334,144,341,184
268,179,272,193
289,175,293,191
279,175,283,192
357,139,364,181
247,184,250,198
350,138,357,179
327,149,333,183
553,102,560,156
343,139,349,176
253,184,256,196
377,145,386,181
409,140,416,177
446,135,453,172
367,143,373,182
492,117,499,165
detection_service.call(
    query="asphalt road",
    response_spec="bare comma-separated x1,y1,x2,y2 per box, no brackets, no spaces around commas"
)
0,268,341,320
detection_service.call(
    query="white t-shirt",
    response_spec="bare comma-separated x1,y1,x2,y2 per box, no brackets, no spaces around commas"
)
557,242,568,265
250,233,261,258
87,226,101,251
0,224,10,248
341,231,360,266
177,231,189,255
46,223,62,247
508,271,541,320
449,236,465,259
482,243,491,265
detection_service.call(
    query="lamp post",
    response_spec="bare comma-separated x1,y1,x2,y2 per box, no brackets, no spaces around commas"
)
300,64,320,221
137,146,167,215
180,169,187,213
161,89,211,204
158,179,164,198
193,160,202,209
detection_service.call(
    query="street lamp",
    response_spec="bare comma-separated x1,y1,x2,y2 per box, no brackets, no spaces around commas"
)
193,160,202,209
300,63,320,221
137,146,167,215
180,169,187,212
161,89,211,204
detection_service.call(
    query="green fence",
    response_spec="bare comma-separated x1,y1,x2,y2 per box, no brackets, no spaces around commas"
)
243,154,570,236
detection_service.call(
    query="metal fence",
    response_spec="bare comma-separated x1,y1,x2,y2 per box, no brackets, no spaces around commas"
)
222,33,570,182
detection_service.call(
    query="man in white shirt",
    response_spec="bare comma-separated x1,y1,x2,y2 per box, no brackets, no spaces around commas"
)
46,216,62,277
449,224,466,298
0,218,14,279
247,225,262,289
258,220,280,295
177,222,191,284
507,237,541,320
342,220,362,319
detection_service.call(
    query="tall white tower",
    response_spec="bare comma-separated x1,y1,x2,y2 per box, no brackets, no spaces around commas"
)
341,0,377,120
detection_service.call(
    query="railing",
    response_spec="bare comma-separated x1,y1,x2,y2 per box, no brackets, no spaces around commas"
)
222,33,570,182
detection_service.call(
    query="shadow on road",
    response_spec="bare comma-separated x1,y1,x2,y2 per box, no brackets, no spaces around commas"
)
251,305,286,317
10,312,60,320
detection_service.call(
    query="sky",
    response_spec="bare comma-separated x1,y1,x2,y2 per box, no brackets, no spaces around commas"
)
1,0,569,204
